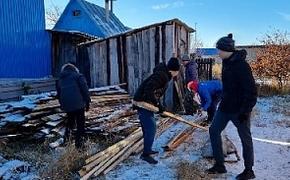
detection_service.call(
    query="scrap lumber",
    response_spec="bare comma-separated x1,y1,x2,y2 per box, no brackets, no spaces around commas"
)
163,114,207,151
102,118,176,175
102,139,143,175
49,138,64,149
163,127,197,151
89,84,127,93
87,106,135,127
80,118,175,179
0,85,137,144
79,128,142,178
132,101,208,131
85,128,142,165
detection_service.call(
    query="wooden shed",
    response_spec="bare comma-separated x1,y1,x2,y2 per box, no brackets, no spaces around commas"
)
77,19,195,94
50,30,97,77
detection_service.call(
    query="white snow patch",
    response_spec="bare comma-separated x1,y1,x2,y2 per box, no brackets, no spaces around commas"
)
104,96,290,180
2,114,26,123
0,92,54,111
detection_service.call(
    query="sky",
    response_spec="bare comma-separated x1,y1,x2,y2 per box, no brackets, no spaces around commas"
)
45,0,290,47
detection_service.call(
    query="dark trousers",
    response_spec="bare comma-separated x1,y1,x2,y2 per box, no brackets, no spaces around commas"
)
138,108,156,155
209,110,254,169
207,92,222,122
66,108,85,148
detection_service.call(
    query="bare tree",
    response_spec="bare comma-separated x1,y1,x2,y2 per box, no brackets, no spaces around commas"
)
45,0,62,28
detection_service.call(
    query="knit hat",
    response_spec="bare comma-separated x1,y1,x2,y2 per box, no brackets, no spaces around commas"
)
188,80,198,92
216,33,235,52
167,57,180,71
181,54,190,61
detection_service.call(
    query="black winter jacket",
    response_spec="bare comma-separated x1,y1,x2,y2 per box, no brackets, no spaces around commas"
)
219,50,257,114
133,63,171,106
56,65,91,112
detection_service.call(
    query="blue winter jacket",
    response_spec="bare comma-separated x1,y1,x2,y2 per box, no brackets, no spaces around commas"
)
197,80,222,110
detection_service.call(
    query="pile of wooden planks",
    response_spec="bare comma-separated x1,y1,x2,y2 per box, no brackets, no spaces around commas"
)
0,78,56,101
79,117,176,179
78,102,210,179
0,85,137,146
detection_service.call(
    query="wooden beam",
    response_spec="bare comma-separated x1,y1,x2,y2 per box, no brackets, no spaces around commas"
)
132,101,208,131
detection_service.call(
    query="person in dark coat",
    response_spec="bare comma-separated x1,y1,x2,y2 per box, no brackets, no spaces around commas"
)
207,34,257,180
133,57,180,164
182,54,198,86
56,63,91,149
188,80,222,122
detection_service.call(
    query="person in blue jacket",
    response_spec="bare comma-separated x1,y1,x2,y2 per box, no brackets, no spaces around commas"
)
188,80,222,122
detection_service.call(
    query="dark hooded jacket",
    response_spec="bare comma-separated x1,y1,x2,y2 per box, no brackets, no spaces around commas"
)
56,64,91,112
185,60,198,84
133,63,172,106
219,50,257,114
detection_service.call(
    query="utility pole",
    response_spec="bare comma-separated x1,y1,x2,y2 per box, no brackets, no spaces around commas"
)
194,23,197,48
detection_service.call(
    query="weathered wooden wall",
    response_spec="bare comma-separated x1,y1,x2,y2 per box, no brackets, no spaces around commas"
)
51,32,94,77
78,20,193,97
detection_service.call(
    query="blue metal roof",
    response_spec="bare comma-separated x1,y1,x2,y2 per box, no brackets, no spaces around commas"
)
196,48,218,56
0,0,51,78
53,0,128,38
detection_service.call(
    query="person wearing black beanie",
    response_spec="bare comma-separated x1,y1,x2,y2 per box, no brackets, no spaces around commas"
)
216,33,235,52
133,57,180,164
207,34,257,180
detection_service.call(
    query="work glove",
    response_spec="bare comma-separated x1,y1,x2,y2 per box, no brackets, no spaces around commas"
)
238,112,251,122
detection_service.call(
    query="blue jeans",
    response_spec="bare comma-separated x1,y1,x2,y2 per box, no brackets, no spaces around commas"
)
207,91,222,122
138,108,156,155
209,110,254,169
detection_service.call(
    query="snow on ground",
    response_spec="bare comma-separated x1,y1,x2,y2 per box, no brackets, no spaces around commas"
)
0,92,54,126
105,96,290,180
0,156,38,180
5,92,54,110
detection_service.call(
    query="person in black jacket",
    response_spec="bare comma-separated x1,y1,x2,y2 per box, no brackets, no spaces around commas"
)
206,34,257,180
133,57,180,164
56,63,91,149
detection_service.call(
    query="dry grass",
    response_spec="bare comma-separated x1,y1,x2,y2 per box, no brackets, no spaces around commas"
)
257,83,290,97
176,160,211,180
0,138,103,180
0,141,52,168
40,141,87,180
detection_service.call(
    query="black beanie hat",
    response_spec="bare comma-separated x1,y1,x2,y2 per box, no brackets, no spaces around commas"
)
167,57,180,71
216,33,235,52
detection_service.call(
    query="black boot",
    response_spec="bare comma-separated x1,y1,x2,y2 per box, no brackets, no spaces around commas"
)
236,169,255,180
206,164,227,174
148,150,159,155
140,154,158,164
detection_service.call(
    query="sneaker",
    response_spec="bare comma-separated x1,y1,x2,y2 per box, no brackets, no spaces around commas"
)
236,169,255,180
140,154,158,164
206,164,227,174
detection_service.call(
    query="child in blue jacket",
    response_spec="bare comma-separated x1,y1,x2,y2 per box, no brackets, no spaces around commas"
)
189,80,222,122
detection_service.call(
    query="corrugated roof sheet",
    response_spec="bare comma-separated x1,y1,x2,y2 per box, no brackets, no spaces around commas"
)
0,0,51,78
53,0,128,38
196,48,218,56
